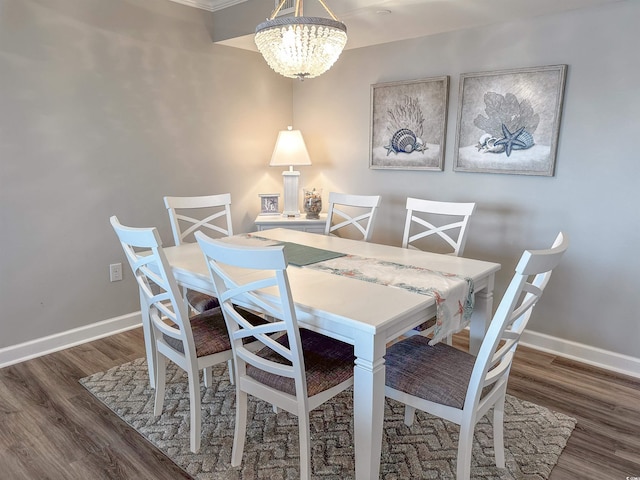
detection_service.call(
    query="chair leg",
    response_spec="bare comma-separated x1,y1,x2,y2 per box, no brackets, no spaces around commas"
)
153,352,167,416
187,370,202,453
298,413,312,480
404,405,417,426
231,390,248,467
493,395,506,468
140,293,156,389
227,359,235,385
456,423,474,480
203,367,213,388
182,288,195,314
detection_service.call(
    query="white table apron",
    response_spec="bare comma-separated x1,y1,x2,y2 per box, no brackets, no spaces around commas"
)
161,229,500,480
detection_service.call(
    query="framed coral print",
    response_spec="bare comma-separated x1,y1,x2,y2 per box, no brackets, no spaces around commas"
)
453,65,567,176
370,76,449,171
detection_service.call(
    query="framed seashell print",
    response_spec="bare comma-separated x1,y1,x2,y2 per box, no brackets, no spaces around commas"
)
370,76,449,171
453,65,567,176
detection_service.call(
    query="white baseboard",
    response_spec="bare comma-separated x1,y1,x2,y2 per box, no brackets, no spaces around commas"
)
1,312,638,380
521,329,640,379
0,312,142,369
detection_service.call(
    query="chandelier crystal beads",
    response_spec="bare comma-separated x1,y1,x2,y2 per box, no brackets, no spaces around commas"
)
255,0,347,80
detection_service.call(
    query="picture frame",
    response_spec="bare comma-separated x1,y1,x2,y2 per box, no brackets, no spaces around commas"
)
370,76,449,171
259,193,280,215
453,65,567,176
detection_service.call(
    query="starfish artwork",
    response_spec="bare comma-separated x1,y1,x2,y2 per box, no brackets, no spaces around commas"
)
494,124,527,157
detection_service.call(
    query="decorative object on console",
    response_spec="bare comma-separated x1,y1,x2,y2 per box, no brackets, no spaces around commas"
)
370,76,449,171
453,65,567,176
269,126,312,217
255,0,347,80
303,188,322,219
259,193,280,215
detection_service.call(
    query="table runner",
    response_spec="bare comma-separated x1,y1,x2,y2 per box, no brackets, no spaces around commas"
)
279,241,346,266
224,234,346,266
241,234,474,343
305,254,474,344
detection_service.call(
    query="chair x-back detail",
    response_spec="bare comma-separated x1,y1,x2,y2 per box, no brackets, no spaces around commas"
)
164,193,233,313
402,197,476,256
385,232,569,480
325,192,381,242
401,198,476,342
196,232,355,480
110,216,265,453
165,193,233,244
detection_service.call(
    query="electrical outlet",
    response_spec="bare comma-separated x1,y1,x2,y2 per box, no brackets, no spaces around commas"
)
110,263,123,282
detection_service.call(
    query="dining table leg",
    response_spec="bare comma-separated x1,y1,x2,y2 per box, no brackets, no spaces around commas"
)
353,333,387,480
468,274,495,355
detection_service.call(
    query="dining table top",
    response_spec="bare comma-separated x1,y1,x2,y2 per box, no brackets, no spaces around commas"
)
161,228,501,342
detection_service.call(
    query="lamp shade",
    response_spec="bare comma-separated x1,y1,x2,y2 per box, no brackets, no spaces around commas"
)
269,127,312,167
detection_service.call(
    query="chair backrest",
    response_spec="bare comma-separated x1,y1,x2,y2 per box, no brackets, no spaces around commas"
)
402,197,476,256
324,192,381,242
195,232,309,401
465,232,569,415
110,216,198,368
164,193,233,246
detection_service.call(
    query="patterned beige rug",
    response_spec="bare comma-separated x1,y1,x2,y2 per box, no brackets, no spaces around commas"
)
80,358,575,479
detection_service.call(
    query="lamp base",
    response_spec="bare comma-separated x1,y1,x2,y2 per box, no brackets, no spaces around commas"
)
281,170,301,216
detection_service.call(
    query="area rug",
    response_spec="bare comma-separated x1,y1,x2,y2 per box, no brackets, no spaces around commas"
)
80,358,576,479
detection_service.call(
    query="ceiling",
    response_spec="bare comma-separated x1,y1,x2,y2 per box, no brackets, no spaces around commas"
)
173,0,622,51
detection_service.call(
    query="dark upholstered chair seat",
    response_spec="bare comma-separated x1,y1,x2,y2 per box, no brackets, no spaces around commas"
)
186,289,219,313
164,307,267,358
385,335,475,409
247,329,355,397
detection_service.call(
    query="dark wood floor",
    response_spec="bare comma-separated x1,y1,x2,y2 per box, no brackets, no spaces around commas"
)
0,327,638,479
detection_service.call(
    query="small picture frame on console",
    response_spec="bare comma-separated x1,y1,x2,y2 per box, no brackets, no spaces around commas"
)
259,193,280,215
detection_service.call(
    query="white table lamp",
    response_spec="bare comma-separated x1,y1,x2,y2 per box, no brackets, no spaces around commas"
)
269,126,312,216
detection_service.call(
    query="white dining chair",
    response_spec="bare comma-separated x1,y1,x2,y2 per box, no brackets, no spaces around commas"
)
402,197,476,255
324,192,381,242
385,232,569,480
164,193,233,313
402,198,476,342
110,216,267,453
195,231,355,480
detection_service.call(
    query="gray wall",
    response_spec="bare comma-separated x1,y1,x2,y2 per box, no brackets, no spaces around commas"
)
293,1,640,358
1,0,638,362
0,0,291,347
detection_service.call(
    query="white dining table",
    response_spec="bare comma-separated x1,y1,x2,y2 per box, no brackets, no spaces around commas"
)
160,228,500,480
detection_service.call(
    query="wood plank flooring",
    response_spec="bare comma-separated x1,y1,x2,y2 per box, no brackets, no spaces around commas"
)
0,327,638,479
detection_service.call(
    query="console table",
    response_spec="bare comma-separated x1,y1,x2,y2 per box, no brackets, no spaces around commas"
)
255,213,327,234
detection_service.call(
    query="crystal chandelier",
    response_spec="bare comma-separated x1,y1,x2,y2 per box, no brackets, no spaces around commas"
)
255,0,347,80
